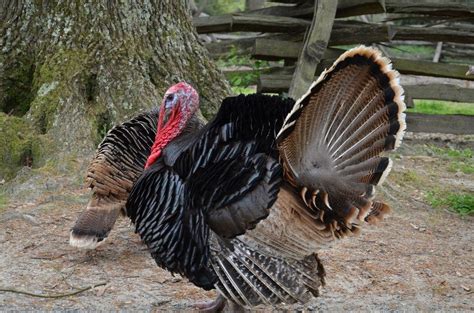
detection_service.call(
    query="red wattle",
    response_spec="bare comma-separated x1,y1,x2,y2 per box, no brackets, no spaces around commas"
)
145,106,183,168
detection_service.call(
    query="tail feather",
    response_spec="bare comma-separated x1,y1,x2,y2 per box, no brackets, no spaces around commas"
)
210,236,324,307
69,197,123,249
70,110,158,249
277,45,405,231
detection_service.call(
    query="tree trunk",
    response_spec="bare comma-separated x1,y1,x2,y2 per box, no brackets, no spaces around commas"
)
0,0,230,178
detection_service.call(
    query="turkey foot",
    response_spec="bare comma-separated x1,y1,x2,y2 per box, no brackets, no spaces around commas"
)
195,294,226,313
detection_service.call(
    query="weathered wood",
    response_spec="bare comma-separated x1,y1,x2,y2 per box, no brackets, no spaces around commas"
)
406,113,474,135
246,0,265,11
337,0,386,17
266,0,307,3
247,4,314,18
391,59,474,81
392,26,474,44
404,84,474,103
432,42,443,63
194,14,310,33
252,39,302,61
246,0,386,18
258,74,293,93
194,15,234,33
258,67,474,93
289,0,338,100
246,0,473,18
206,38,257,58
250,38,474,73
385,0,474,17
332,20,394,45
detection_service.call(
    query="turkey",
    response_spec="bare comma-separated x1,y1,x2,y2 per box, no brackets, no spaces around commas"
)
70,110,159,248
76,46,406,309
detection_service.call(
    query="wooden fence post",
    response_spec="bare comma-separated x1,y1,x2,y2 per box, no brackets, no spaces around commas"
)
288,0,338,100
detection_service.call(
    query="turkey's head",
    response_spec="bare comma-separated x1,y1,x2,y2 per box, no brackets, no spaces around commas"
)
145,82,199,168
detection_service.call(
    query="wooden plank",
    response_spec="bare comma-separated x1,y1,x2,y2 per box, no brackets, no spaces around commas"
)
193,15,233,33
289,0,338,99
267,0,306,3
404,84,474,103
258,69,474,93
247,4,314,18
391,59,474,81
258,73,293,93
392,26,474,44
198,17,474,44
246,0,473,18
250,39,474,81
385,0,474,17
331,21,394,45
337,0,386,17
432,42,443,63
252,39,344,61
206,38,256,58
194,14,310,34
252,39,302,61
406,113,474,134
246,0,386,18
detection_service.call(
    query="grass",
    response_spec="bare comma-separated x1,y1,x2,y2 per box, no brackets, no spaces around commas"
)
429,146,473,159
401,170,422,184
0,192,8,212
427,190,474,216
448,161,474,175
407,100,474,116
428,146,474,175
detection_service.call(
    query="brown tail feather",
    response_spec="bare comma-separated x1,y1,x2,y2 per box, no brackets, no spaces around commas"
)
69,196,124,249
277,46,405,231
70,110,158,249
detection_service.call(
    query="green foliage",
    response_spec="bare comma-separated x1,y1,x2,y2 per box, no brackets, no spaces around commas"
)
427,190,474,216
407,100,474,116
217,46,269,95
195,0,245,15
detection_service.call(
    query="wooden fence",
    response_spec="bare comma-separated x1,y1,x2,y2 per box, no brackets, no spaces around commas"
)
193,0,474,135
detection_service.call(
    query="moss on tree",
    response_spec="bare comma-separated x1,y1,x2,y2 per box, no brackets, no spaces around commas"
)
0,113,35,180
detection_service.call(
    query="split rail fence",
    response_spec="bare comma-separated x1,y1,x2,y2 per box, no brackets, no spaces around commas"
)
194,0,474,134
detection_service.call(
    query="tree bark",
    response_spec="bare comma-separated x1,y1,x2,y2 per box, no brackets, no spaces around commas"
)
0,0,230,166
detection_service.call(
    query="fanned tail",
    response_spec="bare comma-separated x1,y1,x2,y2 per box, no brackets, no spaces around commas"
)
277,45,406,234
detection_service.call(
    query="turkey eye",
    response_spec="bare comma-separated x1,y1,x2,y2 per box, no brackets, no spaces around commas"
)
165,94,175,108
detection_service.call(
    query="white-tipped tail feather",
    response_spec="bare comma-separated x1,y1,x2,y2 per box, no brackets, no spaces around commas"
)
69,231,105,249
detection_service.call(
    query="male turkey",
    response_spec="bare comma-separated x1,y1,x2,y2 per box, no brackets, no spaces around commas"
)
74,46,406,309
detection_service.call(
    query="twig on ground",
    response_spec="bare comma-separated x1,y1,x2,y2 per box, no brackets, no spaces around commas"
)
0,282,107,299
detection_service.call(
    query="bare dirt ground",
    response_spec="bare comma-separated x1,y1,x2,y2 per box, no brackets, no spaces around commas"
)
1,133,473,312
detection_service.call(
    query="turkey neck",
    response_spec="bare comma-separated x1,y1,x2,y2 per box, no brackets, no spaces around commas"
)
162,114,205,166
